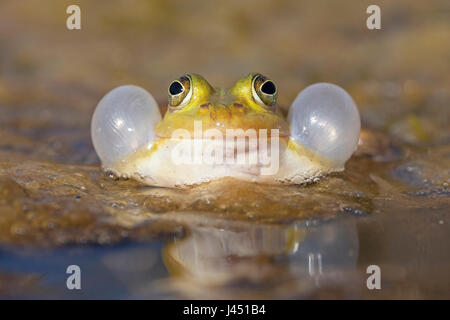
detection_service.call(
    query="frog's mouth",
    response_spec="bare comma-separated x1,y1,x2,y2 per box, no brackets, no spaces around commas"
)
156,105,290,139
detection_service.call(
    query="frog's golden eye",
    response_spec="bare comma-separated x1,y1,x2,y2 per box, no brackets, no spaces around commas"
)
252,74,277,109
168,75,192,107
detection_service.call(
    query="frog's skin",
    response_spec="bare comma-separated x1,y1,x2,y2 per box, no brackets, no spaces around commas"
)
92,73,360,188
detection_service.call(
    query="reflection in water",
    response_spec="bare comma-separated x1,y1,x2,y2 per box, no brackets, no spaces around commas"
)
161,215,359,299
1,210,447,299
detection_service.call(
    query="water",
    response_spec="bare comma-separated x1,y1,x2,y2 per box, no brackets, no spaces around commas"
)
1,210,448,299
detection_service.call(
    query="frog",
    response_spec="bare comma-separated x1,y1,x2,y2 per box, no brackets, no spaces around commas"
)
91,73,361,188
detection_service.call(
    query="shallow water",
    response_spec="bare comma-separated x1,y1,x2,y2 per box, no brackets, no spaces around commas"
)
0,143,448,298
0,0,449,299
1,210,449,299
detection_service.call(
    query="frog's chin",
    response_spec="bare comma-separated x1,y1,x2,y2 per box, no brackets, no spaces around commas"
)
103,137,340,188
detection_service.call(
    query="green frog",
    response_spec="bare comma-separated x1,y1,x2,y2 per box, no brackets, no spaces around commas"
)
91,73,361,187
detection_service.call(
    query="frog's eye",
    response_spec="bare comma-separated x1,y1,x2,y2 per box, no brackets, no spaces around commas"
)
288,83,361,166
252,74,277,109
168,75,192,108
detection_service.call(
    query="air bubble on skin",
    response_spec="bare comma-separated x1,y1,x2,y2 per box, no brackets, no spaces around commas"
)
288,83,361,166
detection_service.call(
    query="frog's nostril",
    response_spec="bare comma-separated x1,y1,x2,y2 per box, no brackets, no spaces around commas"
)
199,103,211,109
261,81,276,95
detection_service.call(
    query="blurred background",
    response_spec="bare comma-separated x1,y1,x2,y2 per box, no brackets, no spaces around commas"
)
0,0,449,299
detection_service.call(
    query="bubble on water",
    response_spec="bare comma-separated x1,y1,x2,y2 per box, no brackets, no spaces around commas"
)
288,83,361,165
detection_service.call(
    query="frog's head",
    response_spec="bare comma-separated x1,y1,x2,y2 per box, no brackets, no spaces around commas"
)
156,73,289,137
